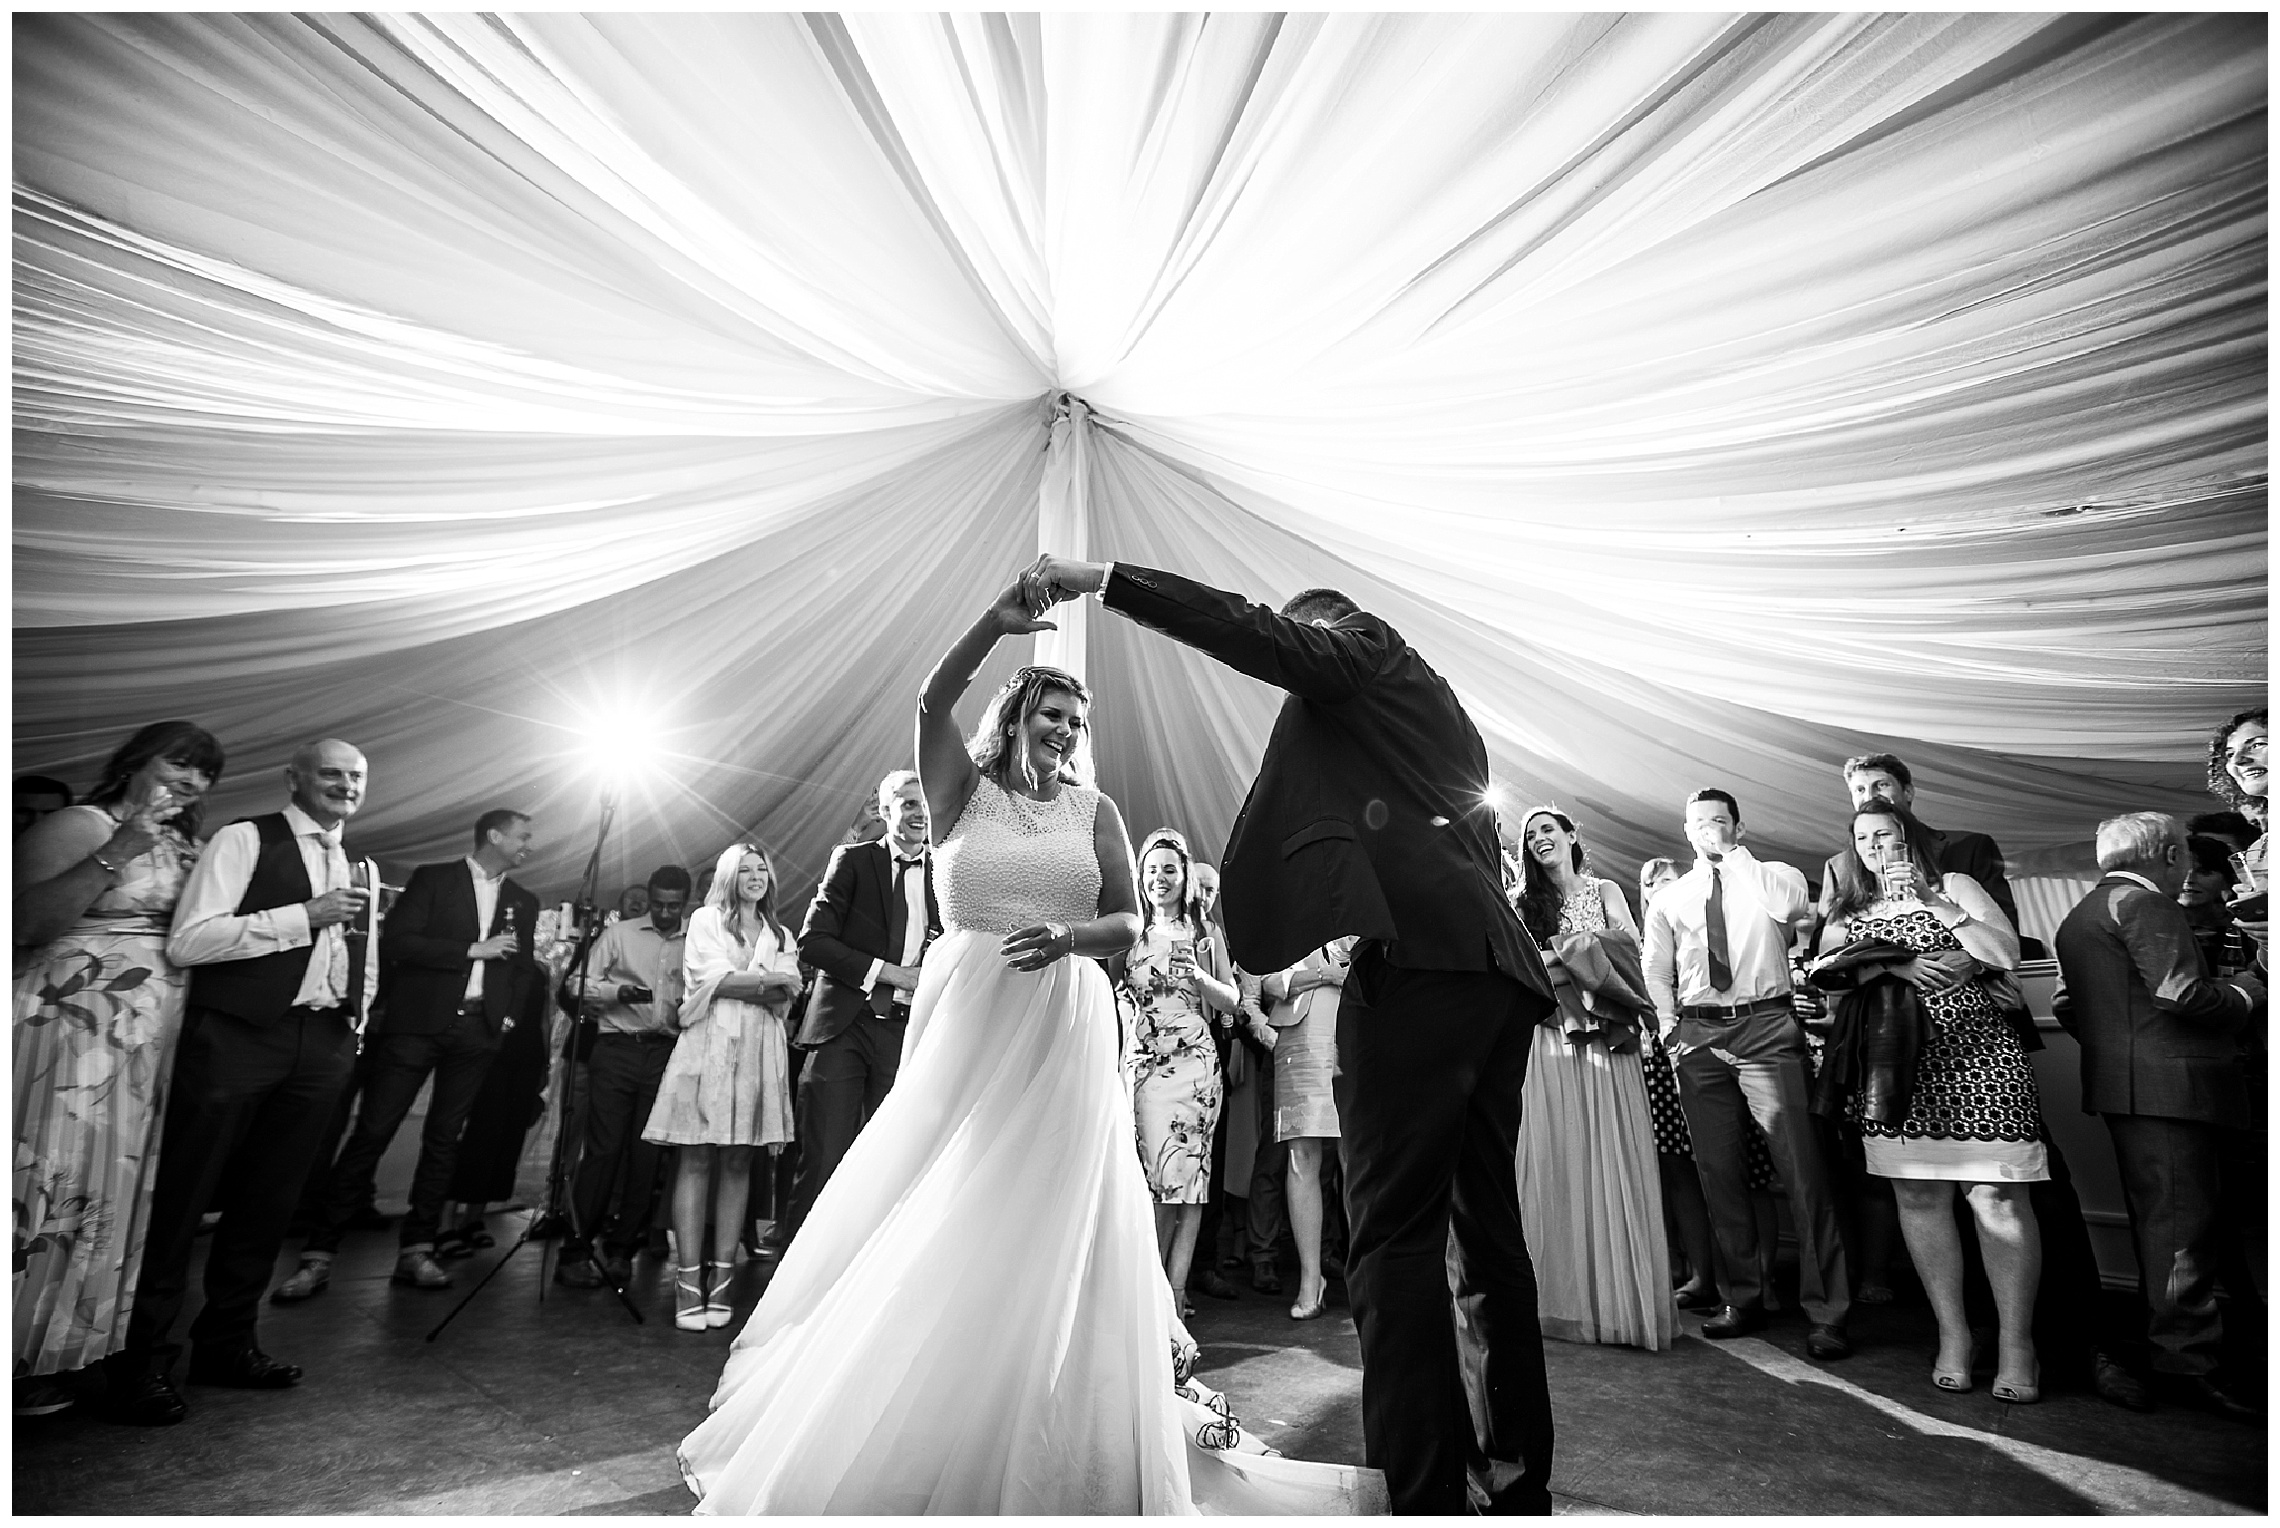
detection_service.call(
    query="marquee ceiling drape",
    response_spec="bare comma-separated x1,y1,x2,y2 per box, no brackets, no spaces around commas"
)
13,11,2267,903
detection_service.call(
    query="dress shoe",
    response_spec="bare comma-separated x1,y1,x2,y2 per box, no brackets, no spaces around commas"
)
1250,1265,1283,1296
104,1368,187,1426
2155,1373,2263,1424
455,1220,496,1251
1673,1282,1722,1312
1193,1269,1240,1301
432,1229,475,1260
2092,1352,2153,1412
1805,1324,1853,1360
598,1249,634,1286
1321,1252,1346,1281
270,1258,332,1303
14,1378,75,1417
1699,1305,1767,1340
553,1256,605,1289
391,1250,454,1290
187,1347,302,1389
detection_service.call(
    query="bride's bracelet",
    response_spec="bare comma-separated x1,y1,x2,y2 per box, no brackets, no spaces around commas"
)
1045,922,1075,959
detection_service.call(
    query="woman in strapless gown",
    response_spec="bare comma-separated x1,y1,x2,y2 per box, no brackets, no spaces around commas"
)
676,582,1384,1515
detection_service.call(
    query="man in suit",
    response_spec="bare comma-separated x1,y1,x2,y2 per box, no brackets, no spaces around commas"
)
105,738,379,1425
790,771,941,1243
278,809,538,1297
1027,557,1557,1515
1647,788,1854,1358
2054,811,2265,1421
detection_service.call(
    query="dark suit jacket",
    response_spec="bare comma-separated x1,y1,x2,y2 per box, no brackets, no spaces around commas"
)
1819,823,2019,934
796,838,941,1049
2053,875,2263,1127
1104,562,1549,1000
378,860,539,1040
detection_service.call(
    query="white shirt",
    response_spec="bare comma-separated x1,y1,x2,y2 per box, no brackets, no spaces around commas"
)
1644,845,1811,1018
168,802,380,1014
464,857,503,1003
862,841,931,995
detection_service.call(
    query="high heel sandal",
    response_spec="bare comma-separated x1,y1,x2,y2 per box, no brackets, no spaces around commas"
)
673,1266,709,1332
1991,1361,2041,1405
704,1260,736,1329
1932,1341,1977,1394
1290,1279,1328,1321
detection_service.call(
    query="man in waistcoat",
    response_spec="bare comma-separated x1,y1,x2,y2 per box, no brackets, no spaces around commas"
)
102,739,378,1425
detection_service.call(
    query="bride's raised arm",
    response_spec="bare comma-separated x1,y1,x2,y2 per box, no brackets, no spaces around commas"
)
916,579,1057,838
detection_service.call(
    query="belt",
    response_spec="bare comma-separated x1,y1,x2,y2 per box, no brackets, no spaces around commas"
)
287,1003,349,1019
598,1029,678,1046
1678,997,1792,1021
456,998,488,1017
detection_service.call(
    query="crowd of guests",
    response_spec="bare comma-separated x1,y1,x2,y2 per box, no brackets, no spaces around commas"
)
11,706,2267,1430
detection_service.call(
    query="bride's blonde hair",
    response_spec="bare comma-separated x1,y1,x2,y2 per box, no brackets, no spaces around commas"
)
966,664,1093,792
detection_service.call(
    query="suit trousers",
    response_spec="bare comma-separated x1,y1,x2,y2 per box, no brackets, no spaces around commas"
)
1334,950,1553,1516
1672,1009,1851,1326
116,1004,357,1372
566,1032,674,1257
789,1010,905,1236
308,1007,499,1253
2105,1113,2241,1377
1245,1065,1290,1271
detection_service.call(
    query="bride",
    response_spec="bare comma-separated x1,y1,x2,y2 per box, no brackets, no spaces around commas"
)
677,580,1385,1515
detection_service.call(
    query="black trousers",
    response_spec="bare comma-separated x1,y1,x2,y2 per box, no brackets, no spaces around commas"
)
449,993,549,1204
2105,1113,2250,1378
1334,949,1554,1515
117,1003,356,1372
308,1007,499,1253
567,1032,673,1257
789,1010,905,1236
291,1073,364,1227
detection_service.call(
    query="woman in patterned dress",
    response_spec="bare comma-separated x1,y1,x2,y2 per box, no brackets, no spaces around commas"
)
645,841,804,1331
1820,802,2043,1402
1113,828,1240,1321
1511,809,1673,1350
13,721,223,1416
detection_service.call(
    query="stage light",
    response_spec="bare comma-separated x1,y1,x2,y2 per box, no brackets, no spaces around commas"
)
573,704,669,796
1480,782,1509,814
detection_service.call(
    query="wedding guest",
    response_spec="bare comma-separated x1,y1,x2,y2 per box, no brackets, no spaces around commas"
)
1515,807,1673,1349
2205,707,2267,970
1111,828,1239,1320
1641,862,1723,1313
612,884,650,925
1186,861,1253,1304
435,969,550,1259
1644,787,1853,1359
1819,803,2041,1401
285,810,539,1297
2055,812,2265,1421
105,739,378,1425
13,772,73,837
1262,938,1354,1320
790,772,937,1248
646,843,803,1332
2181,836,2261,981
1819,751,2025,950
12,722,221,1418
551,865,691,1289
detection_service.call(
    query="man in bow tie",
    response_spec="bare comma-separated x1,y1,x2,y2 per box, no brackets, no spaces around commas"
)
107,738,380,1425
788,771,941,1247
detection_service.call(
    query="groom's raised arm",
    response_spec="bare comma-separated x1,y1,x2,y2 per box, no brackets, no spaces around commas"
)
1092,561,1395,704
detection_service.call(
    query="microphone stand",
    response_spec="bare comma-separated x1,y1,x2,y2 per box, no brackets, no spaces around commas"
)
429,786,643,1338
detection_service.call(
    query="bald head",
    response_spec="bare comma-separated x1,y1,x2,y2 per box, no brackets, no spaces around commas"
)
286,738,367,828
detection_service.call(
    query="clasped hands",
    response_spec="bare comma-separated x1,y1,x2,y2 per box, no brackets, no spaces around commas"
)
992,555,1107,635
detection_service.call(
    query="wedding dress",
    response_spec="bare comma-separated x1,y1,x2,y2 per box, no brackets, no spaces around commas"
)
678,780,1386,1514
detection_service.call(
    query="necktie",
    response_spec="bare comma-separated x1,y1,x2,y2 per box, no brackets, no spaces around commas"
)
1705,861,1733,993
885,858,914,969
319,829,350,1000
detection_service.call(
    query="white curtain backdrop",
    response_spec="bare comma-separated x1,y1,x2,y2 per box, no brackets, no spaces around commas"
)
13,12,2265,901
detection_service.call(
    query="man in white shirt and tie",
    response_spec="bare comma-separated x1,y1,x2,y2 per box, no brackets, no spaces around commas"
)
1644,787,1854,1359
789,771,940,1247
106,738,379,1425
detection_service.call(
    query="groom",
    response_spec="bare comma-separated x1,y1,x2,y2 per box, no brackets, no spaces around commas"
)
1026,556,1558,1514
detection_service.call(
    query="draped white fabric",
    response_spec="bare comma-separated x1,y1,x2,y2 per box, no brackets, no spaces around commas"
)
13,12,2265,899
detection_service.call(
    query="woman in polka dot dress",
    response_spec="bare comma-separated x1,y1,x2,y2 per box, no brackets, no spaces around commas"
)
1820,802,2045,1404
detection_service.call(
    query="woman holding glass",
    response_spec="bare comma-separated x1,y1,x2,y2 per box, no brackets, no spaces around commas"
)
1111,828,1238,1320
645,841,803,1331
1818,801,2041,1401
13,721,223,1415
2206,706,2267,970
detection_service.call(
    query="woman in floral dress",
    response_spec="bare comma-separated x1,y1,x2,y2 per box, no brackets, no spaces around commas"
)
13,721,223,1415
1113,829,1239,1319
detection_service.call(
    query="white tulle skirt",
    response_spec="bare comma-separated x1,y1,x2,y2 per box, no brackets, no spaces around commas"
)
678,929,1386,1515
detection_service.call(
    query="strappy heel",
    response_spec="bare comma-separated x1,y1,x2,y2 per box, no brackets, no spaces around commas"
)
673,1265,708,1332
705,1260,736,1329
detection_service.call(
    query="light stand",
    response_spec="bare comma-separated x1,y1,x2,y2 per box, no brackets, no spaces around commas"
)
428,786,644,1339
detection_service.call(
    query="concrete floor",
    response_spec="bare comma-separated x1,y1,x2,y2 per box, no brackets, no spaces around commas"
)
13,1213,2266,1516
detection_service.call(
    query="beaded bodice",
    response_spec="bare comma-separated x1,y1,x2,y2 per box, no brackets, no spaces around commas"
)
935,781,1104,934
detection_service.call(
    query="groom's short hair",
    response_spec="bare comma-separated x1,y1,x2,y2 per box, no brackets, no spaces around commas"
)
1281,588,1360,625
